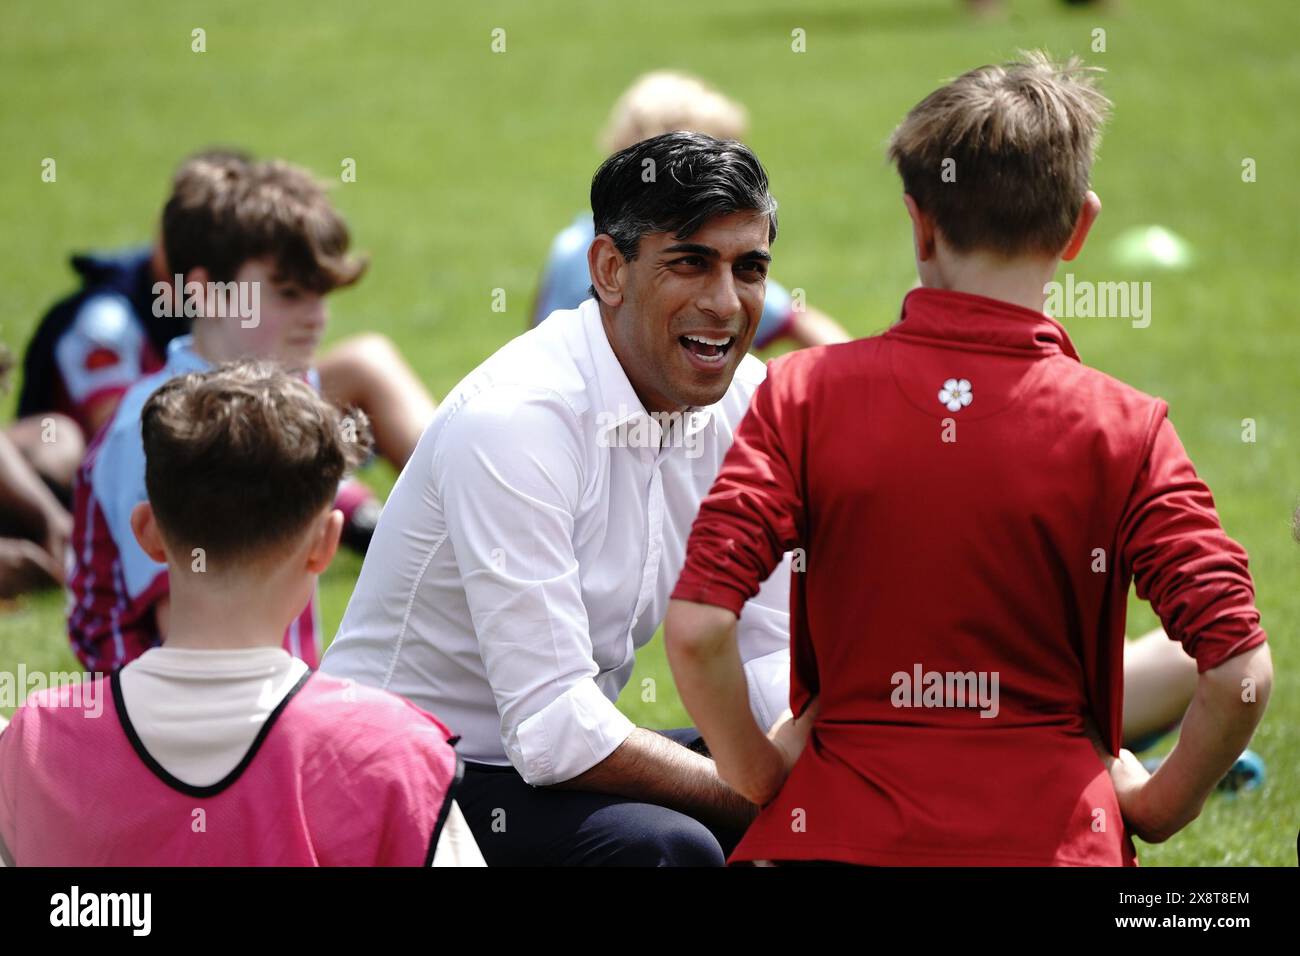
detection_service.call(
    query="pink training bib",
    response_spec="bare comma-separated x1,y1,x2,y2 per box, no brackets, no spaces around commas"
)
0,671,462,866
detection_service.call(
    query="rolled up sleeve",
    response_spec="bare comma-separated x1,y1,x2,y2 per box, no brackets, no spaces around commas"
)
1119,416,1267,672
672,361,804,614
433,386,634,786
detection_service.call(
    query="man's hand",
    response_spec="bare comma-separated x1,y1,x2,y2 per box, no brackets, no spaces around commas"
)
713,730,785,807
553,727,758,830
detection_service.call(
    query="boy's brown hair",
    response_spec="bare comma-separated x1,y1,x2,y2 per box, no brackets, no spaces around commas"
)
161,155,368,293
887,51,1111,257
141,361,372,566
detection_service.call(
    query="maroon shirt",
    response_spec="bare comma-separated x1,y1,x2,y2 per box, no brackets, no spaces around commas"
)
672,287,1266,866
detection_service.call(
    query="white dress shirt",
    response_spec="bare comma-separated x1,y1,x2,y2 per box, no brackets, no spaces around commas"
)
322,298,791,786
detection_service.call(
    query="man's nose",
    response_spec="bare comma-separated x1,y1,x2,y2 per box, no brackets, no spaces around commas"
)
697,269,742,321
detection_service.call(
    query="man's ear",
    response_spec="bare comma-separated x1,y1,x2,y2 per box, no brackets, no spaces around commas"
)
129,502,169,563
903,194,937,262
305,508,343,575
1061,190,1102,263
588,234,627,307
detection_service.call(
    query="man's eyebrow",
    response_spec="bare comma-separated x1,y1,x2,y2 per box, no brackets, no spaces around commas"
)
661,242,772,263
662,242,720,258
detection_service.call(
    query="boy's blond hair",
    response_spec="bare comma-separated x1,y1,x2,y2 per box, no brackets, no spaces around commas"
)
601,70,749,154
887,51,1111,256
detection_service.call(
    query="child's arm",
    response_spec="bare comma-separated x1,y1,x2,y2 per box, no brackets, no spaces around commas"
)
666,600,786,805
1105,643,1271,842
1114,415,1271,840
665,603,821,805
668,361,809,804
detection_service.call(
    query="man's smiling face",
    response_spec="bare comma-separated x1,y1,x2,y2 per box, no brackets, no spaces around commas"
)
602,210,771,414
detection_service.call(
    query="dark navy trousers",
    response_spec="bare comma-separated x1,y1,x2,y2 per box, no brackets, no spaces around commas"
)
455,728,747,866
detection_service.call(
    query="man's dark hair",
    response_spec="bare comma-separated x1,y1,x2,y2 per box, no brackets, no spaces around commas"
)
588,131,777,300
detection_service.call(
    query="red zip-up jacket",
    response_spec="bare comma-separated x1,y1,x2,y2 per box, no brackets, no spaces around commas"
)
672,287,1266,866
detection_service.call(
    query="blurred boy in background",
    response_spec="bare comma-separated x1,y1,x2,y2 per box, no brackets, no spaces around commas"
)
68,157,406,671
531,71,851,350
13,148,436,548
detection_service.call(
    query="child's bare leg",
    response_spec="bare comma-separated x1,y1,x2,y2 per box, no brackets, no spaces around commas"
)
0,537,63,597
316,334,436,469
1122,627,1198,747
6,413,85,500
787,306,851,348
0,425,74,565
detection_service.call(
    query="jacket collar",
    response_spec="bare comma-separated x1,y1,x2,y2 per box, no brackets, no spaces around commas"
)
888,287,1081,361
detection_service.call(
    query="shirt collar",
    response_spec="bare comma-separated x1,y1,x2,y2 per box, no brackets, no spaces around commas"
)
580,299,714,443
162,335,322,390
888,287,1081,361
164,335,212,375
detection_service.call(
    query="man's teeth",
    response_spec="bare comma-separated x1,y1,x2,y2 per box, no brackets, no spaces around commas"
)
684,334,733,347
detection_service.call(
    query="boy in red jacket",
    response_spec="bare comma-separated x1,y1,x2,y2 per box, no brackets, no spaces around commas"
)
666,52,1272,865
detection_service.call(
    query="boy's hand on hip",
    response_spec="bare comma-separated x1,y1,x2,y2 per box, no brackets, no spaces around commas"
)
1102,748,1172,842
1085,721,1171,843
769,695,820,773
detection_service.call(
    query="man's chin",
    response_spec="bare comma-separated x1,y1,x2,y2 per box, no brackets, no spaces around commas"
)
673,374,734,410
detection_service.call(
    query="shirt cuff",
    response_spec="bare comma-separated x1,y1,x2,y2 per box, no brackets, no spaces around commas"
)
1191,625,1268,674
670,577,750,617
511,678,635,786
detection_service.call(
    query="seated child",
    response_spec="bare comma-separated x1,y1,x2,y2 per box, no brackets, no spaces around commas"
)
531,70,850,350
0,362,482,866
666,52,1272,866
68,156,384,671
16,148,436,545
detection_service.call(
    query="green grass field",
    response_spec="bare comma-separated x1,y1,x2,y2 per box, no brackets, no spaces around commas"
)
1,0,1296,865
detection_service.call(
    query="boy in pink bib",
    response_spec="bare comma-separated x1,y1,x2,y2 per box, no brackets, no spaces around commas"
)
0,363,482,866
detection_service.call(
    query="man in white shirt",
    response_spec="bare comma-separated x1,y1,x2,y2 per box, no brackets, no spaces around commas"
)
323,132,791,865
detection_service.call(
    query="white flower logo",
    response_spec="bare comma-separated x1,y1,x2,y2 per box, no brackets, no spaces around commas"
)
938,378,973,412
